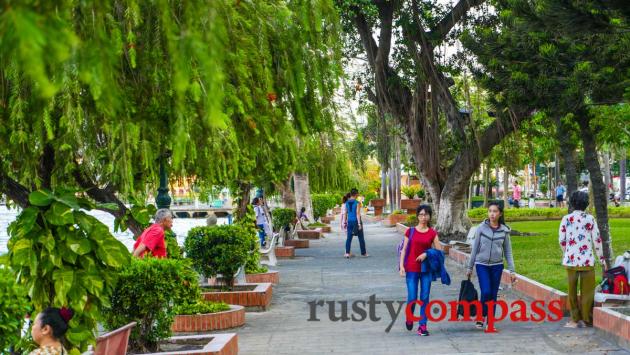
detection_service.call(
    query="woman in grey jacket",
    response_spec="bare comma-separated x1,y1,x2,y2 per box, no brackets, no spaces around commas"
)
466,201,516,330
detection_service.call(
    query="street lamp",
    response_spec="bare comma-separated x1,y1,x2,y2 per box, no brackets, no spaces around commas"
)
156,153,172,209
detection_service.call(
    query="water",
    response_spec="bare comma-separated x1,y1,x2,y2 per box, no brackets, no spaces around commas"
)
0,206,227,254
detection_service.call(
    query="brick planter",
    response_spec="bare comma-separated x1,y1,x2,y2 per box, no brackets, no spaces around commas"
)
310,225,331,233
143,334,238,355
202,283,273,311
384,214,410,226
244,270,279,284
172,305,245,332
594,307,630,348
321,216,334,223
298,230,322,239
285,239,309,248
370,199,385,216
275,246,295,258
400,199,421,214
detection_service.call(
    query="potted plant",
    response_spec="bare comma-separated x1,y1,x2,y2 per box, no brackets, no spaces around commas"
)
184,225,273,311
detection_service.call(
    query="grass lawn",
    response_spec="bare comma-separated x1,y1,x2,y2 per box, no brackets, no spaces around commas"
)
509,219,630,293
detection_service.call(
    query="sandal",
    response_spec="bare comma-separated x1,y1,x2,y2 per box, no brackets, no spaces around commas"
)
344,253,351,258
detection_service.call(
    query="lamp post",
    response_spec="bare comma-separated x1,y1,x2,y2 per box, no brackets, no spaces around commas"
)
156,156,172,209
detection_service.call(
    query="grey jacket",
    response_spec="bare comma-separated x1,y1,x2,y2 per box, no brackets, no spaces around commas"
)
466,220,515,272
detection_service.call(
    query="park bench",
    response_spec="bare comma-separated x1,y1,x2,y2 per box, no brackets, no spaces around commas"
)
260,232,280,266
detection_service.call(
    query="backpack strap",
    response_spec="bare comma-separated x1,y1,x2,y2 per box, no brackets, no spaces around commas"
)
404,227,415,265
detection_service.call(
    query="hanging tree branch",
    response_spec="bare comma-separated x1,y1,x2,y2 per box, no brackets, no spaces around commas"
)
428,0,486,43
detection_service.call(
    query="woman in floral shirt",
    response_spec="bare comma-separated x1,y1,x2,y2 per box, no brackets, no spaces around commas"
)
559,191,606,328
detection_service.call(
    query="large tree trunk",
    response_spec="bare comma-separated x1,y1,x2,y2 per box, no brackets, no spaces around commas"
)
278,175,296,209
556,116,579,206
294,172,313,221
578,115,613,267
621,149,627,201
381,168,388,201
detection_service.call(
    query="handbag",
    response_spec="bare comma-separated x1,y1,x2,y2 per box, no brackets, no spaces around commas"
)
457,279,479,319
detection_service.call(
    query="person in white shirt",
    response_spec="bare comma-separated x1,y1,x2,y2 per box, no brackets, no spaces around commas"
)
253,197,269,246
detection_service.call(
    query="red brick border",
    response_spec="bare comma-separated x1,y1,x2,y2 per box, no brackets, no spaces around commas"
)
321,216,335,223
285,239,309,248
275,246,295,257
202,283,273,311
383,214,410,227
244,271,279,284
171,305,245,332
310,225,331,233
146,334,238,355
298,230,322,239
594,307,630,348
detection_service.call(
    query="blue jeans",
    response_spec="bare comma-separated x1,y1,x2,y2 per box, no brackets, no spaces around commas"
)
406,271,432,325
476,264,504,318
345,220,366,254
257,224,266,246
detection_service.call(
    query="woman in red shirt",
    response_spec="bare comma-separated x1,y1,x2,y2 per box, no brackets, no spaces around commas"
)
399,204,442,336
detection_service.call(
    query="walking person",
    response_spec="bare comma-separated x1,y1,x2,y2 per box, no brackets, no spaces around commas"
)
342,188,368,258
399,205,443,336
339,193,351,232
556,181,567,208
466,201,516,331
559,191,606,328
253,197,269,247
512,180,522,208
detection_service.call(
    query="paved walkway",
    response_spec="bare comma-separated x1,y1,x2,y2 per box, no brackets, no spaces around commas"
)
215,220,629,354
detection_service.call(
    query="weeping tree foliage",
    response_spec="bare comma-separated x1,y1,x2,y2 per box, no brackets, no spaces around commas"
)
462,0,630,264
0,0,343,233
0,0,343,350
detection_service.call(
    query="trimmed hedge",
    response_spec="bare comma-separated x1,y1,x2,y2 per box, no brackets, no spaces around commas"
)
174,300,230,315
312,194,338,220
468,206,630,220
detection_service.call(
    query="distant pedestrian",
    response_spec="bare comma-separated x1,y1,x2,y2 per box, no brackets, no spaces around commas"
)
556,181,566,208
559,191,606,328
253,197,269,247
342,188,368,258
512,180,522,208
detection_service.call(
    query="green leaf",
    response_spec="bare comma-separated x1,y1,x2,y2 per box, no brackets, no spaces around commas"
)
44,201,75,225
95,239,130,268
96,202,119,211
65,230,93,255
53,269,74,305
13,207,39,237
11,239,33,266
54,192,81,210
29,190,54,206
38,230,55,251
65,325,92,345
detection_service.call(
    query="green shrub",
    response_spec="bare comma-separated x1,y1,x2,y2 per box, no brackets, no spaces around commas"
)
392,209,406,215
184,225,250,285
312,194,338,220
405,215,418,226
174,300,230,315
363,191,378,206
0,267,31,353
272,208,296,231
401,185,421,199
417,189,426,199
6,189,130,351
466,207,630,220
308,222,327,227
165,230,183,259
234,206,264,274
105,258,200,353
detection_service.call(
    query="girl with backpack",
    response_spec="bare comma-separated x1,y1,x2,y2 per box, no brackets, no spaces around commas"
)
559,191,606,328
342,188,368,258
399,204,442,336
466,201,516,331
